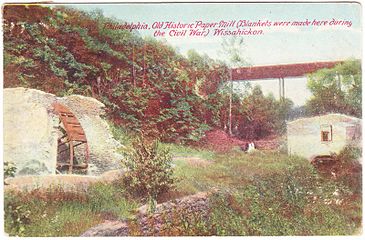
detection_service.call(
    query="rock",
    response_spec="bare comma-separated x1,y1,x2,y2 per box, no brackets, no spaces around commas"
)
135,191,211,235
3,87,122,176
81,220,129,237
81,191,213,236
4,88,59,175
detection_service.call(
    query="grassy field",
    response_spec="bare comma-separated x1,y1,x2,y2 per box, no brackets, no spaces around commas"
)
4,142,362,236
168,148,362,235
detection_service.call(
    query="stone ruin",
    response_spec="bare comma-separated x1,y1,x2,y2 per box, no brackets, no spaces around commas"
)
3,87,122,176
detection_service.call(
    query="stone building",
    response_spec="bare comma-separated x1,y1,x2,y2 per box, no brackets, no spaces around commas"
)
287,113,362,161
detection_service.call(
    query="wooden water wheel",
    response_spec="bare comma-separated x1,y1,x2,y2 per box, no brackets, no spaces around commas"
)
53,102,89,174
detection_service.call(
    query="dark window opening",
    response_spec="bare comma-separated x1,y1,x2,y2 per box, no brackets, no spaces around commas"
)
320,124,332,142
321,131,330,142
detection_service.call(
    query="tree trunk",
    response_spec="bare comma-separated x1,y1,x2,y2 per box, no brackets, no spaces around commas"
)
229,69,233,136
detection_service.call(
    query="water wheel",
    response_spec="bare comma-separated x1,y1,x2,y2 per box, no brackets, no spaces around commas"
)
53,102,89,174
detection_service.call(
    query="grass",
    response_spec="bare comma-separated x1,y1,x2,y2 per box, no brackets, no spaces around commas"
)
173,150,311,193
4,136,362,236
162,149,362,236
162,142,215,160
19,202,102,237
4,182,139,237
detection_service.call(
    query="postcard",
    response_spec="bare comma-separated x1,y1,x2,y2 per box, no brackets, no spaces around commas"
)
2,1,363,237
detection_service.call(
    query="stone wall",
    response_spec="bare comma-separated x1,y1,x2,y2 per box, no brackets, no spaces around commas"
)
4,170,124,193
81,191,212,237
3,87,122,176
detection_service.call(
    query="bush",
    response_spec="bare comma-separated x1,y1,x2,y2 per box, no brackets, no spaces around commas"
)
4,161,17,184
336,145,361,164
122,134,175,212
4,193,31,236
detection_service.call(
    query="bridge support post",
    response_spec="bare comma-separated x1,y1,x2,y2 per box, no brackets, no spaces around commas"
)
278,78,282,100
279,78,285,100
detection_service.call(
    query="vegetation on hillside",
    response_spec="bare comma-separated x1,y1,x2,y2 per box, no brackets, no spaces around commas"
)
3,5,294,141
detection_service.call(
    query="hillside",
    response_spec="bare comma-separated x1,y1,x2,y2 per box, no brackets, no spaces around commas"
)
3,5,291,143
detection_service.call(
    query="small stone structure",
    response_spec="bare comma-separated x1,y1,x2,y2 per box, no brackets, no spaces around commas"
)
81,191,212,237
3,87,122,176
287,113,362,161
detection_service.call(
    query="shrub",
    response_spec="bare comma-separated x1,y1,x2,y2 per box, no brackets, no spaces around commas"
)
122,134,175,212
334,146,362,193
4,161,17,184
4,193,31,236
336,145,361,164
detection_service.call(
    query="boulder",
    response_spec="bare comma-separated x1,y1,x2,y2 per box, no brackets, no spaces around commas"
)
4,88,59,175
81,221,129,237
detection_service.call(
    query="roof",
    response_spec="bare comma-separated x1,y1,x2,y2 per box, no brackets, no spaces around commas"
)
232,61,341,81
288,113,362,126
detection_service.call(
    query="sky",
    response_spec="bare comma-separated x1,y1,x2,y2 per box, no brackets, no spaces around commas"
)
64,2,362,106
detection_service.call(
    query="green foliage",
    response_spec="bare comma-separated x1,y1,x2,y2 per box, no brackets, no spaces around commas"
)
4,193,31,236
4,182,137,237
108,121,133,147
333,146,362,193
122,135,175,209
237,86,293,139
220,36,249,67
306,59,361,117
162,142,215,160
4,161,17,179
336,145,362,164
158,94,210,143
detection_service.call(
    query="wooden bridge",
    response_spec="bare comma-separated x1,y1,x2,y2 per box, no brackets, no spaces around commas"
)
231,61,341,99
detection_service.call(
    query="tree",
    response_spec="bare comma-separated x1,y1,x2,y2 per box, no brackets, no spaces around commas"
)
306,59,361,117
236,86,293,140
219,37,250,135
